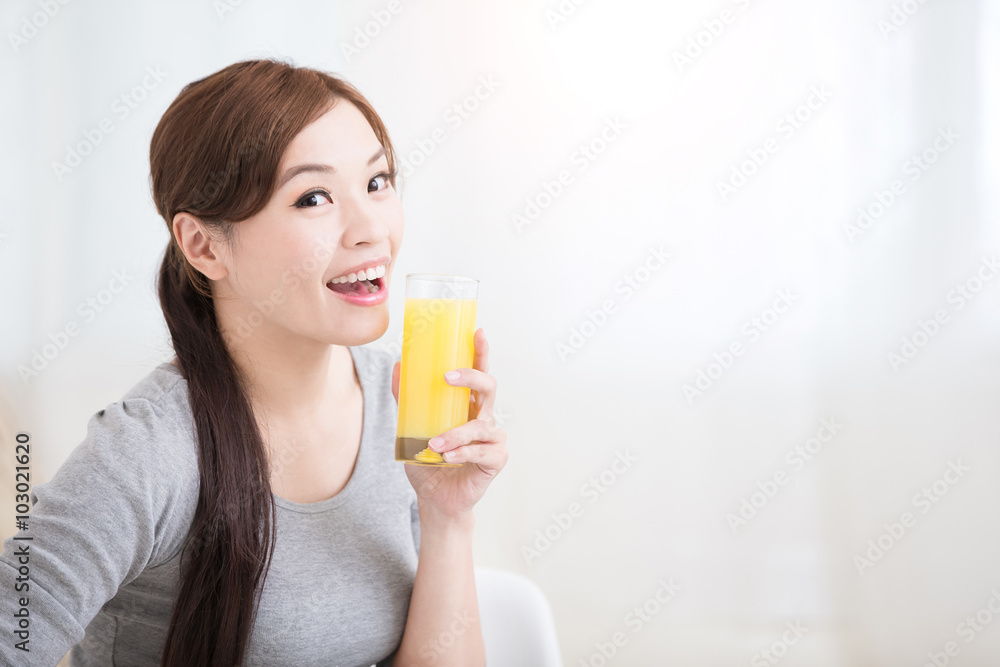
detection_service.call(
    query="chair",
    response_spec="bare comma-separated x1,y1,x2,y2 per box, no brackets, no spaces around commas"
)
475,567,563,666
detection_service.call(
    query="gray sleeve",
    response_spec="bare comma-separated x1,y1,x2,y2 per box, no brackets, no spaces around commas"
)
0,397,193,666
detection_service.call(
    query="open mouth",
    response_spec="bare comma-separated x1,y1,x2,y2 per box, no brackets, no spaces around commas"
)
326,275,384,295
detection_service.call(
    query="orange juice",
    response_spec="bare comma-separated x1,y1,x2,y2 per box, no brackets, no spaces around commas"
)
395,296,477,466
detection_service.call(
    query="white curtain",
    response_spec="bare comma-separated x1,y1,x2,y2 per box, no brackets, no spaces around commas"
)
1,0,998,664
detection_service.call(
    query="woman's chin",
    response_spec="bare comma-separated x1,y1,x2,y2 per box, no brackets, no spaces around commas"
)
326,316,390,347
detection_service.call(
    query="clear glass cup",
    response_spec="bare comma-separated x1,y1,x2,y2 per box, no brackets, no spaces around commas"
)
394,274,479,466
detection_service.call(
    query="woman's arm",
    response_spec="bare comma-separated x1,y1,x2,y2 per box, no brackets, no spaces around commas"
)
393,506,483,666
0,396,199,666
388,328,507,666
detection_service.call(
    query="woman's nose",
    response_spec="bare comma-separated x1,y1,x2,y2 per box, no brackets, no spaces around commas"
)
339,194,390,246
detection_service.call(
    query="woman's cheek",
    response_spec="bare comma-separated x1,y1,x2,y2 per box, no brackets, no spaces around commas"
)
281,269,300,290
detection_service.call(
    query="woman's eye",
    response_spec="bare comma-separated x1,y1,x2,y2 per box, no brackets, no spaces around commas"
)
368,172,394,193
295,190,332,208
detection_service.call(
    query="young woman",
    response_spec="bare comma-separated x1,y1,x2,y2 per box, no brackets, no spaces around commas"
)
0,59,507,666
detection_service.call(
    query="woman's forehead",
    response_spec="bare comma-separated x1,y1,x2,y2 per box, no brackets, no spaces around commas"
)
283,102,379,161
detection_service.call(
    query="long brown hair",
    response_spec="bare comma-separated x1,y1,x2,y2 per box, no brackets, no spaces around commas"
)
149,58,397,666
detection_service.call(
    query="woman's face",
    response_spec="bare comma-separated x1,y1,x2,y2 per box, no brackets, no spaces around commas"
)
211,100,403,349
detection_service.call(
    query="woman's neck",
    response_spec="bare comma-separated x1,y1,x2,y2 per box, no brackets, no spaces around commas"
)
208,308,359,428
240,344,356,427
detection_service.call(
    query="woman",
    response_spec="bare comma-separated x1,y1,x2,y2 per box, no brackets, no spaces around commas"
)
0,58,507,666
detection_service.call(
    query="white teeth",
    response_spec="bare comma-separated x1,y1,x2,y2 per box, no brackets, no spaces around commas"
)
329,264,387,284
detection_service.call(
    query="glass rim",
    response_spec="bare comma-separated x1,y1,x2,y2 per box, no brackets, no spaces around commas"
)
405,273,479,284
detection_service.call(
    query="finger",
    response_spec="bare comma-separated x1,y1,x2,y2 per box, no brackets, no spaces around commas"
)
391,361,400,405
444,368,496,417
471,328,491,417
446,329,493,418
441,441,508,473
427,418,499,454
475,407,496,428
473,327,489,374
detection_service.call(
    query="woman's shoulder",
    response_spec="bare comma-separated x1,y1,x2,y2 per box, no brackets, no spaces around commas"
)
74,361,199,490
31,362,202,570
119,360,191,419
351,342,399,369
351,343,398,399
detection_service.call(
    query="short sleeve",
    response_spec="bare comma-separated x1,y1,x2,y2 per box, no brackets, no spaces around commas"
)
0,397,198,665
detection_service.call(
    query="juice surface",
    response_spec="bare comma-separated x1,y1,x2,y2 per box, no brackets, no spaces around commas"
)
396,297,477,441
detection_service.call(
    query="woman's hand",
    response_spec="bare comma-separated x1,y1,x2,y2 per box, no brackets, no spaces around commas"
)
391,327,508,520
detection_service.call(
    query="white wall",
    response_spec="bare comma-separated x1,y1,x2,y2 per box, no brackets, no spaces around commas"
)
2,0,999,664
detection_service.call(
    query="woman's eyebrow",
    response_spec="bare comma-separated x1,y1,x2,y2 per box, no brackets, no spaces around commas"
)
278,147,386,189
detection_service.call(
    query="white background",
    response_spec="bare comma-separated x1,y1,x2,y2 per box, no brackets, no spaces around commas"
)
2,0,999,664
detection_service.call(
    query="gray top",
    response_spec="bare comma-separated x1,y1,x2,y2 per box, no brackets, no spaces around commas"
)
0,345,419,667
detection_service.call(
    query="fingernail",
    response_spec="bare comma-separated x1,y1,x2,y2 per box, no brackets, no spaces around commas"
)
428,436,444,450
444,370,460,382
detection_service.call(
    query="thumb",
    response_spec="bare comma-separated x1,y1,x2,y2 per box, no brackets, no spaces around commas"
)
391,360,400,405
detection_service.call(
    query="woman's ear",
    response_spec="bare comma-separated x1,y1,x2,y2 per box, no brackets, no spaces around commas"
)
172,212,229,281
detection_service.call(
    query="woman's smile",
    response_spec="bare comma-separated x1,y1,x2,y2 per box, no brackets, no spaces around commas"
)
325,266,389,306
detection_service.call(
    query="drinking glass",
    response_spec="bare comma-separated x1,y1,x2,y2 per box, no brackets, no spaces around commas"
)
395,274,479,466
